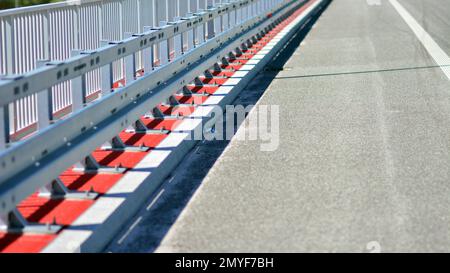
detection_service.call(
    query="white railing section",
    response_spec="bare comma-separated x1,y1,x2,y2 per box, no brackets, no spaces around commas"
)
0,0,307,230
0,0,228,138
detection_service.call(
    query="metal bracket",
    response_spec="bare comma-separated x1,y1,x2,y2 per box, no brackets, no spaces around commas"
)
214,63,223,72
184,85,211,97
0,209,62,234
101,136,150,152
221,57,235,71
241,42,249,52
144,107,164,119
143,107,183,120
126,119,170,135
204,70,215,79
182,86,194,96
195,76,219,87
194,76,204,87
38,178,98,200
166,95,198,107
235,47,244,57
166,95,180,106
228,51,237,61
73,155,127,174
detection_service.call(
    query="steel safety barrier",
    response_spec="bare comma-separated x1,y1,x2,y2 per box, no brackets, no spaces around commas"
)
0,0,301,233
0,0,226,138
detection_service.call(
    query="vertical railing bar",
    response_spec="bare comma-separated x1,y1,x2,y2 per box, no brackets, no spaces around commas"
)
165,0,170,21
0,105,10,150
4,16,16,136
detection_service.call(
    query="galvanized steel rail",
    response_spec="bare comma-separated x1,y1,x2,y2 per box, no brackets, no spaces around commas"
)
0,0,229,138
0,0,299,232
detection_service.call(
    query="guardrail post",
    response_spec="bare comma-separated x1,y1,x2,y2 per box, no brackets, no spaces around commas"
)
100,41,114,96
36,60,54,129
0,105,10,150
185,14,196,51
214,8,222,35
172,18,183,58
143,27,156,74
207,9,215,39
239,4,245,23
159,21,170,66
71,50,87,111
230,4,237,27
124,33,137,84
195,13,206,45
223,6,230,31
244,1,251,18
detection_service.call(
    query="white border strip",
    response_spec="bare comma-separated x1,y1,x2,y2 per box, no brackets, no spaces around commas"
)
390,0,450,80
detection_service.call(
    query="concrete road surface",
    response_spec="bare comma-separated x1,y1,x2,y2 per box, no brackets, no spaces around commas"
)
108,0,450,252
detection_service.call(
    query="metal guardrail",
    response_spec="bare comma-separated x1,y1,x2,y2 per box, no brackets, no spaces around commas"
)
0,0,296,232
0,0,222,137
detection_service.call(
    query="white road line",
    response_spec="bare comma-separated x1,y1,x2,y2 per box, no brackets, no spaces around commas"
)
146,189,165,211
389,0,450,81
117,216,142,245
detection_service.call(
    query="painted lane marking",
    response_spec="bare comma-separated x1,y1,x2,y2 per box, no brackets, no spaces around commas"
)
389,0,450,81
